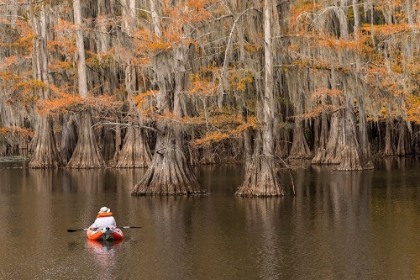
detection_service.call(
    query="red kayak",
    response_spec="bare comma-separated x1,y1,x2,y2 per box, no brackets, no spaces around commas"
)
86,226,124,241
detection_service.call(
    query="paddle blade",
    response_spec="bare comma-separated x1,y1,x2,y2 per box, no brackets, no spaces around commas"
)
67,228,87,232
120,226,142,229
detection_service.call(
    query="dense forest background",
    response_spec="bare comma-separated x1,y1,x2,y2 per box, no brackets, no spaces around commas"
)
0,0,419,195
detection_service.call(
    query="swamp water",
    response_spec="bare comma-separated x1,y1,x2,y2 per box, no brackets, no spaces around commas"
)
1,159,420,279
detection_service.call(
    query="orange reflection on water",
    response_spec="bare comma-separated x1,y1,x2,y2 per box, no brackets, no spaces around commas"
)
87,240,123,280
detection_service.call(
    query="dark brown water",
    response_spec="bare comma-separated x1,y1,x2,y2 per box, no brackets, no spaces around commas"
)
2,159,420,279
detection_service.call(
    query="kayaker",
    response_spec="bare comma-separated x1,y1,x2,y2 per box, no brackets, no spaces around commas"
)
89,207,117,229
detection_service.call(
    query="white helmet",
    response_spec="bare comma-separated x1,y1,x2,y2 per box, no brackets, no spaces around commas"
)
99,206,110,213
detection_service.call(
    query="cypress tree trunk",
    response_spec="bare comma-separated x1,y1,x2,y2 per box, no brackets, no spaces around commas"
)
73,0,88,99
236,0,284,196
275,127,291,159
60,114,78,165
132,122,203,195
199,145,219,164
116,126,151,168
288,119,312,160
312,108,329,164
396,119,412,156
384,119,395,156
132,10,205,196
66,0,105,168
242,107,254,172
323,96,343,165
29,115,62,168
29,5,62,168
66,110,105,168
336,97,365,171
351,1,372,169
357,94,372,163
100,125,115,163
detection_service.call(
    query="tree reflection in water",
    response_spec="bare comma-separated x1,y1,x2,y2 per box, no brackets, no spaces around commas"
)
238,197,285,279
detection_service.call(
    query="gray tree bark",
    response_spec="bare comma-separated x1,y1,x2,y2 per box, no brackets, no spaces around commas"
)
132,0,205,195
67,0,105,168
236,0,284,197
29,5,62,168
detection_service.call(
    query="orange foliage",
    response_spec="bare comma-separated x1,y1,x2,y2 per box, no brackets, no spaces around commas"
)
0,20,34,54
228,69,253,92
38,90,122,115
193,114,257,147
211,113,241,127
300,104,338,119
406,95,420,123
189,79,218,96
189,74,218,96
134,29,171,55
164,0,214,25
54,20,74,33
48,35,77,57
0,56,18,69
180,115,206,126
194,131,230,146
49,59,73,72
133,90,157,109
289,1,322,33
320,37,360,52
0,127,34,138
38,92,83,114
312,88,342,97
85,48,118,68
133,0,220,57
0,71,22,89
244,42,262,53
232,116,257,134
373,23,416,36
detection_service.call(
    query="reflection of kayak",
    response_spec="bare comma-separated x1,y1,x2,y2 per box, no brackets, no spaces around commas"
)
87,239,122,276
86,226,124,241
87,239,123,249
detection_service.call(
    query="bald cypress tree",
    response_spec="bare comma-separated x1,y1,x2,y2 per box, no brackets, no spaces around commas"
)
66,0,105,168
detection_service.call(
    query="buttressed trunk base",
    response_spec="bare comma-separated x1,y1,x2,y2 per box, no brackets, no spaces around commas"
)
66,110,105,169
131,126,205,196
29,115,62,168
236,155,285,197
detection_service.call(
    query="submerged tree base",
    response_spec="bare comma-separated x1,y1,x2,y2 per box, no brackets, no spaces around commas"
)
235,156,285,197
131,154,206,196
131,130,206,196
29,115,62,169
116,126,151,168
66,110,105,169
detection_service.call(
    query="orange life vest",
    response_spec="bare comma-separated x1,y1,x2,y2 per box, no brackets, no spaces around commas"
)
97,212,113,218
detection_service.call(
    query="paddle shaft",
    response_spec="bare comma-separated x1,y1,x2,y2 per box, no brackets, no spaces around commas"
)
67,226,141,232
67,228,87,232
120,226,142,229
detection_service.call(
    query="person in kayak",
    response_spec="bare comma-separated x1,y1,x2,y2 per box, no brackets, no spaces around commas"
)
89,207,117,229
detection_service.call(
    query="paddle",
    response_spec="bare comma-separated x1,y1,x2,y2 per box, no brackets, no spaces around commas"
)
67,228,89,232
67,226,142,232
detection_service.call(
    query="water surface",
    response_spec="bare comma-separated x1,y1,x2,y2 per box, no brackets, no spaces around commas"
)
1,159,420,279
